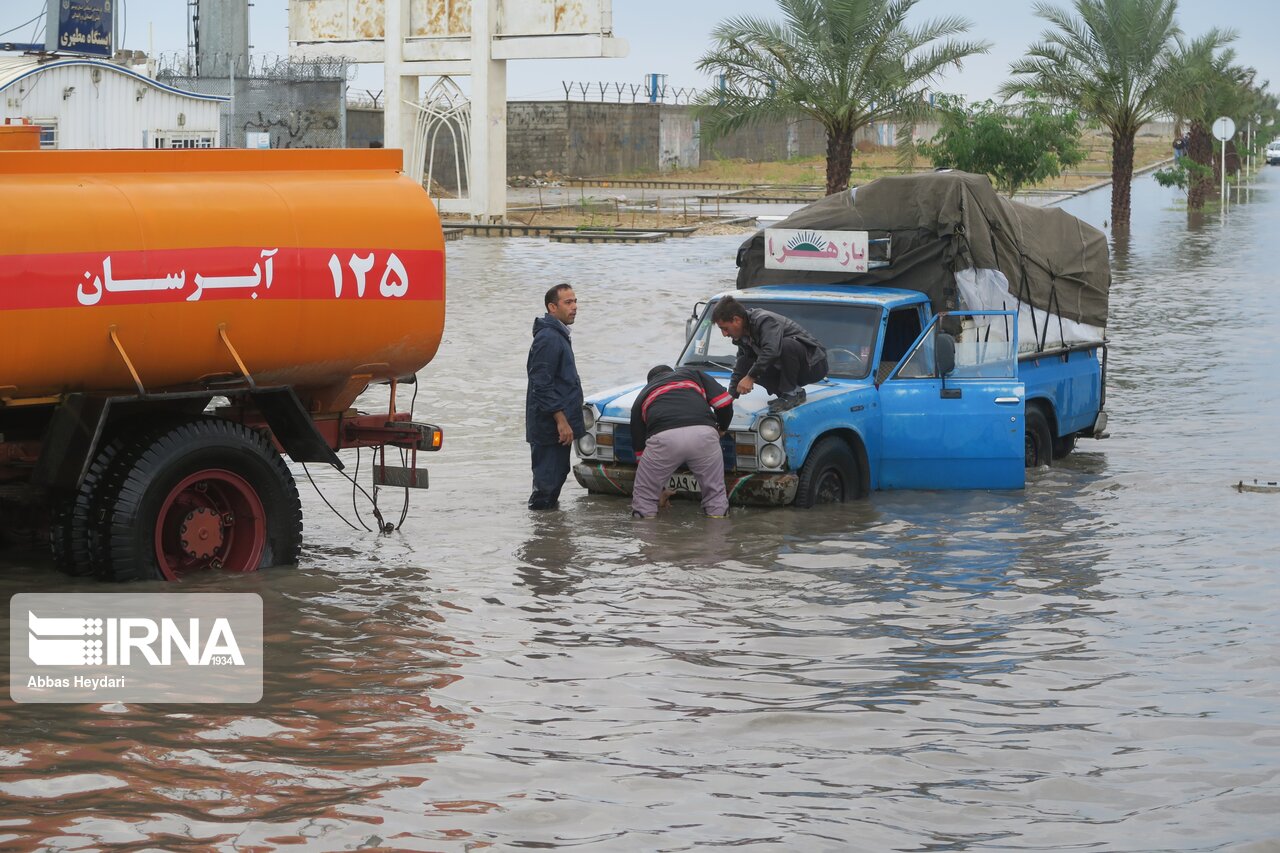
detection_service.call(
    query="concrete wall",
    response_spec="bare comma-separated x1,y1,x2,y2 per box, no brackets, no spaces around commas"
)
164,75,344,148
560,103,658,176
347,106,383,148
347,101,922,178
507,102,571,175
236,78,344,148
699,116,829,162
659,106,699,171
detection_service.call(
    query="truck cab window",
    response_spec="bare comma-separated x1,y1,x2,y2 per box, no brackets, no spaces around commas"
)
679,299,881,379
877,306,923,382
896,333,937,379
893,315,1018,380
882,307,922,362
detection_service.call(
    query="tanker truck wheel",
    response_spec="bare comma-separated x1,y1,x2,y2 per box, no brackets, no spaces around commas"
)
50,422,177,577
104,419,303,582
50,435,132,576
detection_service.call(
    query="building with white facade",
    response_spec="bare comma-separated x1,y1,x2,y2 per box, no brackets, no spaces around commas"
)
0,55,227,149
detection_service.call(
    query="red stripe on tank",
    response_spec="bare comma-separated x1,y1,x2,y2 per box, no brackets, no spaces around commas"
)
0,246,444,310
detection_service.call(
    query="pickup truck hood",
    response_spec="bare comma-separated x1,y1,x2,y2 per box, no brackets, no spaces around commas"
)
586,371,859,431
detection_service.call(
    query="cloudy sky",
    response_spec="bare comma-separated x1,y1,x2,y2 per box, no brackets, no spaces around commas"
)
3,1,1276,110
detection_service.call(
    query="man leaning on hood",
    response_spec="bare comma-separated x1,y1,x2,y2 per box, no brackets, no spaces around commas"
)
712,295,828,412
525,283,585,510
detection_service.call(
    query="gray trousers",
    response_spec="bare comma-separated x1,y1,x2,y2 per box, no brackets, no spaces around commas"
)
631,424,730,517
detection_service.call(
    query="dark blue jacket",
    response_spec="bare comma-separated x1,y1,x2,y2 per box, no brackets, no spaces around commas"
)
526,314,585,445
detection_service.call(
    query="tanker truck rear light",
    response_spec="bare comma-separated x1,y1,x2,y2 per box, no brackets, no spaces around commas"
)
340,417,443,452
411,422,443,451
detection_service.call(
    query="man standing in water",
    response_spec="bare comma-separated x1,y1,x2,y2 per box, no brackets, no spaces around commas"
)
712,295,828,412
525,284,584,510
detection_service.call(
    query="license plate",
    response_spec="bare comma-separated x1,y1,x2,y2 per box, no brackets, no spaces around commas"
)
666,472,701,493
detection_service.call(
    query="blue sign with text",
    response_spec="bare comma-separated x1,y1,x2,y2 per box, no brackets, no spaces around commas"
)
45,0,114,58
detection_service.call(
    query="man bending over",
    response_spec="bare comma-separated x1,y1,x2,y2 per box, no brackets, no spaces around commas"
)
630,364,734,519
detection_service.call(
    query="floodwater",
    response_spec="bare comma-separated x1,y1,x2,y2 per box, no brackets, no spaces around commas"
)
1,172,1278,851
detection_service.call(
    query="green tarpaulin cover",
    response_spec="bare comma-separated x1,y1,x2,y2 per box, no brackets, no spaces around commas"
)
736,171,1111,330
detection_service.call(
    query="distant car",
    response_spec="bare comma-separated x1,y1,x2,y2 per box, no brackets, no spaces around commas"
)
1267,141,1280,166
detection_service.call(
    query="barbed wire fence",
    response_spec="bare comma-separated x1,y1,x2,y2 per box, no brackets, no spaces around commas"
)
153,51,355,82
560,81,701,105
347,90,385,109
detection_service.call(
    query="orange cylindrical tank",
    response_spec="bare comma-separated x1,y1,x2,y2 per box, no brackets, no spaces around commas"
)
0,149,445,413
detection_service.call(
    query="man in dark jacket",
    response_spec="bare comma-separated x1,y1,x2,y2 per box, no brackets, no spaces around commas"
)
630,364,734,518
712,295,827,412
526,284,585,510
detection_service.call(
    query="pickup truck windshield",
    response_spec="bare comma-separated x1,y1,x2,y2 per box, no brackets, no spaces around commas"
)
679,300,880,379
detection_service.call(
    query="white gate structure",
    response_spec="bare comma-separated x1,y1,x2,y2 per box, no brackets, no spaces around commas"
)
288,0,628,221
409,76,471,202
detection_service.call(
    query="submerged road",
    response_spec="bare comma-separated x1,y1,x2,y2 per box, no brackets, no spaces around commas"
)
0,170,1277,850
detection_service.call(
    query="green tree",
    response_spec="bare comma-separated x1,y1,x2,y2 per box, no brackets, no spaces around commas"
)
1000,0,1181,232
694,0,990,196
1242,86,1279,160
920,97,1085,196
1152,157,1214,202
1156,29,1243,210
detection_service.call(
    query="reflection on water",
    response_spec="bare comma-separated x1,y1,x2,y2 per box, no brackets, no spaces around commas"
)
1,173,1278,849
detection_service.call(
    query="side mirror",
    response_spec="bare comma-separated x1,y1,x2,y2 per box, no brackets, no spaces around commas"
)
934,332,956,377
686,301,707,341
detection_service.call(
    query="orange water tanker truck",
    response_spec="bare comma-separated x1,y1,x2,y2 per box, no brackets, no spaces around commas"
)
0,148,446,581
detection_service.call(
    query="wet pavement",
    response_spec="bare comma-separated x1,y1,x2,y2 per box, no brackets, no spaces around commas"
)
1,171,1278,850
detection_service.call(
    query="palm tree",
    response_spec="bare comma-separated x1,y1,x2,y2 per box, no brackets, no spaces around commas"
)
1242,85,1280,161
694,0,990,196
1159,30,1243,210
1000,0,1181,232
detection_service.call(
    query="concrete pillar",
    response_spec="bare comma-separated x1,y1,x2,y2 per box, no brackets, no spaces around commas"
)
196,0,249,77
470,0,507,222
383,0,417,171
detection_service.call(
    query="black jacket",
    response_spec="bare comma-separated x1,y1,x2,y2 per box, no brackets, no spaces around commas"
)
526,315,585,445
630,367,734,456
727,307,826,393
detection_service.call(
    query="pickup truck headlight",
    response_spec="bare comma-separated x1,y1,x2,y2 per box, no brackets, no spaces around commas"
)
758,416,783,442
576,433,597,456
759,443,785,469
582,405,597,431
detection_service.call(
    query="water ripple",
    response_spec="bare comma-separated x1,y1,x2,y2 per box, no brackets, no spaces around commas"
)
1,174,1278,849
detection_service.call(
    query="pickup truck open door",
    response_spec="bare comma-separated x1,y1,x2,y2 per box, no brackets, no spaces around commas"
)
878,311,1025,490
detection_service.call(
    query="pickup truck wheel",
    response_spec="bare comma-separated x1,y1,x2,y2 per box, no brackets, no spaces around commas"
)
794,437,859,508
103,419,302,582
1052,433,1077,459
1025,408,1053,468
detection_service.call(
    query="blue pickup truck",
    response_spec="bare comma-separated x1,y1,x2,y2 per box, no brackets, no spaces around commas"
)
571,171,1110,508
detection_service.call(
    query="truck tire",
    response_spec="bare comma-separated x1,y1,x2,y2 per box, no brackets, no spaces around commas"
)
1052,433,1077,459
49,421,178,577
103,419,303,582
50,435,131,577
1025,407,1053,468
794,436,860,508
